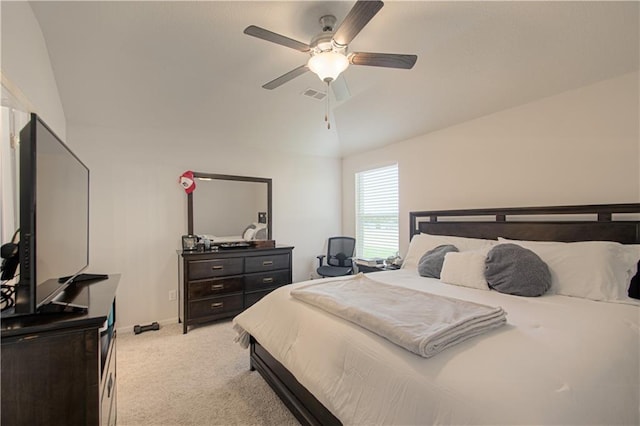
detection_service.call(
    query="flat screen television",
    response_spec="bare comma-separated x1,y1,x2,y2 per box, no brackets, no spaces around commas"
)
13,113,90,314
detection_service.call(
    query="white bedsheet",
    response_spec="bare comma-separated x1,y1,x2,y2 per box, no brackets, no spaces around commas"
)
233,269,640,425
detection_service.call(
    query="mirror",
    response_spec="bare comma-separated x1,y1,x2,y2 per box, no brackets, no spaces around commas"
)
187,172,272,241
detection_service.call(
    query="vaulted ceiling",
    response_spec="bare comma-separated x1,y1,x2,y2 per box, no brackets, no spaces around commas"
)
29,1,639,157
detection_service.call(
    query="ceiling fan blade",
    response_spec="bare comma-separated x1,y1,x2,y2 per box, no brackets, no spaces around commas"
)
333,0,384,47
262,65,309,90
244,25,311,52
331,74,351,102
349,52,417,69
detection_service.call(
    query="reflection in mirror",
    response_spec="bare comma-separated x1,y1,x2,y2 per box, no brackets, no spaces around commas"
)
187,173,272,242
194,179,266,237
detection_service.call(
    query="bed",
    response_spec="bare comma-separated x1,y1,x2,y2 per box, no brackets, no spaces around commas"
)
233,204,640,425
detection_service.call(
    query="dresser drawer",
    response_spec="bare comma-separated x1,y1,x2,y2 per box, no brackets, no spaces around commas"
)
244,290,273,308
188,277,243,299
189,294,243,319
245,253,290,273
244,270,290,292
180,246,294,333
188,257,243,280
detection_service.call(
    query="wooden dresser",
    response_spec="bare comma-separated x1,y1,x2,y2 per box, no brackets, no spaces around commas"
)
179,246,293,333
1,275,119,426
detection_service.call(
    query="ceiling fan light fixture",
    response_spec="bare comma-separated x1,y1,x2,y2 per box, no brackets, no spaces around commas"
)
308,51,349,83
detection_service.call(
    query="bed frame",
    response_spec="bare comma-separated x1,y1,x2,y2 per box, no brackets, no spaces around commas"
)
249,203,640,426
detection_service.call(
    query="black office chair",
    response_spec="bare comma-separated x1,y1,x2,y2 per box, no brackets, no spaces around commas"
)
316,237,356,278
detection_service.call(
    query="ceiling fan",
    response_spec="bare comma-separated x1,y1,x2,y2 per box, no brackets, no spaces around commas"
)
243,0,418,102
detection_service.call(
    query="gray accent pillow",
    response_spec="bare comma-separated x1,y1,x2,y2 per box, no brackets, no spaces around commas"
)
418,244,459,278
484,243,551,297
254,227,267,240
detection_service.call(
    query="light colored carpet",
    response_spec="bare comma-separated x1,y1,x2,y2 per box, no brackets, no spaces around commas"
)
116,320,299,426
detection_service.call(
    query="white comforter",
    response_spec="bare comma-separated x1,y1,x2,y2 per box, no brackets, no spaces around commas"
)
233,269,640,425
289,274,506,358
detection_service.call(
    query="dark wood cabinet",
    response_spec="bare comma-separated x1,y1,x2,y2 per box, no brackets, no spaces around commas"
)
179,246,293,333
1,275,120,426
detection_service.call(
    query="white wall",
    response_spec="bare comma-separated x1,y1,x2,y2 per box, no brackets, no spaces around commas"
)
1,2,65,246
0,109,28,243
67,124,341,329
2,2,343,329
6,1,636,329
343,72,640,258
1,2,66,138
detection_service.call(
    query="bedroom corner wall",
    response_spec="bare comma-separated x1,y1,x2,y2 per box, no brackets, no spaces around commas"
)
1,2,342,329
1,2,66,138
1,2,66,245
66,125,342,330
342,72,640,258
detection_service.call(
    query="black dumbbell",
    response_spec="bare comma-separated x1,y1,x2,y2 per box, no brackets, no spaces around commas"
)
133,321,160,334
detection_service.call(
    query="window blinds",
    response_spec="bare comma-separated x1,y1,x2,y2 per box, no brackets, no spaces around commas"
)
355,164,399,259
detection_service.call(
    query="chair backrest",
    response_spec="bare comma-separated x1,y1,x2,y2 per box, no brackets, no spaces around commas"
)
326,237,356,267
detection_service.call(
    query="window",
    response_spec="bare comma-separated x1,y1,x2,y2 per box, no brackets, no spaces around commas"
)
355,164,398,259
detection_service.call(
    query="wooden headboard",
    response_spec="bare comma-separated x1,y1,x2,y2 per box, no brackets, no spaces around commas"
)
410,203,640,244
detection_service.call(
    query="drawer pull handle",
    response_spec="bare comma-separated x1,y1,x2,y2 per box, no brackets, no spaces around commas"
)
262,261,273,266
262,277,274,283
211,265,224,270
211,284,224,290
211,302,224,309
107,373,113,398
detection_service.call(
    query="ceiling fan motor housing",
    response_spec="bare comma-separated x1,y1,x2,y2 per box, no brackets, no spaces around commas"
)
310,16,346,56
310,33,346,56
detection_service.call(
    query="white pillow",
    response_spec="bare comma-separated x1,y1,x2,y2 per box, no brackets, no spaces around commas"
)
498,238,638,302
440,250,490,290
403,233,496,270
242,226,256,241
242,222,268,241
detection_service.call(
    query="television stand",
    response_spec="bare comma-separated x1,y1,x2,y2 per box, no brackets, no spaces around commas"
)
1,274,120,425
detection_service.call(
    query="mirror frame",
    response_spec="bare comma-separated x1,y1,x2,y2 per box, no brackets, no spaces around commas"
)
187,172,272,240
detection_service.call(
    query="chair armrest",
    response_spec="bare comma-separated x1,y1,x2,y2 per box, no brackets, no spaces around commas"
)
317,255,326,267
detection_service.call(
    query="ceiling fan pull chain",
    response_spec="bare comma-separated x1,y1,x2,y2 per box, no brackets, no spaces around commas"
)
326,81,331,130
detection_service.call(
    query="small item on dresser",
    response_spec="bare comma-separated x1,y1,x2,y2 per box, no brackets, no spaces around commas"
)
253,240,276,248
133,322,160,335
182,234,198,251
219,242,252,249
387,253,403,268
